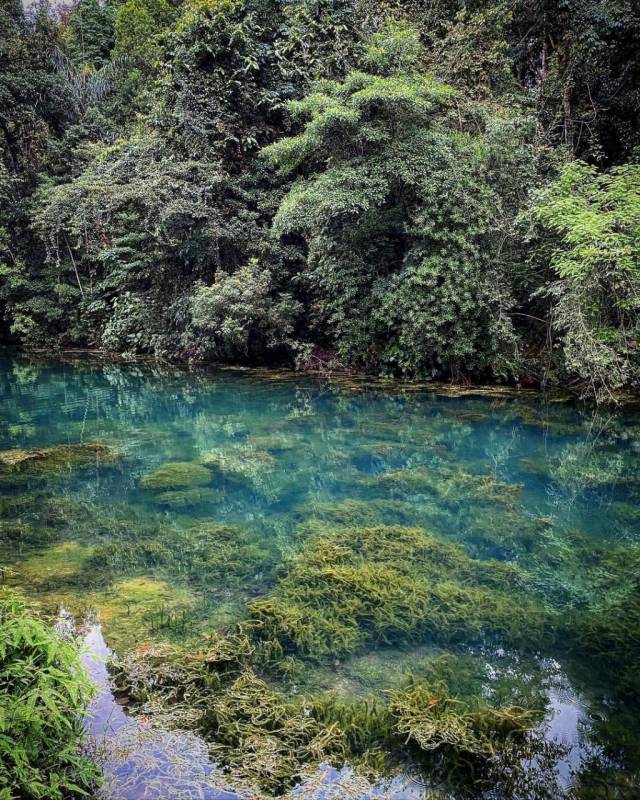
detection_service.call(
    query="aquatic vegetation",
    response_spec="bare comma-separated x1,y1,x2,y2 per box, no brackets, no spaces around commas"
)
519,527,640,610
86,540,174,574
388,680,538,759
112,639,547,795
3,358,640,795
7,542,92,592
200,446,276,480
300,499,410,528
0,519,44,547
549,442,639,493
247,433,298,452
363,465,523,509
201,669,340,793
0,442,118,485
86,520,274,595
140,461,213,490
0,493,33,517
182,521,275,587
153,487,225,508
610,501,640,526
96,576,200,651
568,580,640,698
247,525,546,660
0,588,99,799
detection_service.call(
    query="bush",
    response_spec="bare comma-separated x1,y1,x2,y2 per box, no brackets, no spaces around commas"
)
0,589,98,799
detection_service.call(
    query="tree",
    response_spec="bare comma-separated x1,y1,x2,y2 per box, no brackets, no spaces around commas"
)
189,259,301,361
63,0,115,69
533,161,640,399
264,21,531,380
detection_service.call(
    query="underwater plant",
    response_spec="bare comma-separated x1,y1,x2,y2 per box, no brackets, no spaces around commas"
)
140,461,213,490
0,442,118,486
388,679,539,758
153,487,225,508
247,524,549,661
362,464,523,510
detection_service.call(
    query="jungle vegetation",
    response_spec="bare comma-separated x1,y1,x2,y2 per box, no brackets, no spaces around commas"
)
1,0,639,399
0,0,640,399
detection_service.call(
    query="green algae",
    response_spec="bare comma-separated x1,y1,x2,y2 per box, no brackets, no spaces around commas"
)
140,461,213,490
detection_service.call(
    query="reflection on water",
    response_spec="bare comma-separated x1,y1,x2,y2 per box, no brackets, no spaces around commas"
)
74,615,426,799
1,354,640,797
73,617,244,800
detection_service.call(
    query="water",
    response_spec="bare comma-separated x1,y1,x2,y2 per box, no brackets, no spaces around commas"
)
1,354,639,798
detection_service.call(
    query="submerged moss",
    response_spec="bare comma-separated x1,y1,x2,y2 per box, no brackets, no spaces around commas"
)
0,442,118,484
113,639,546,795
303,498,422,528
140,461,212,490
388,679,538,759
567,578,640,698
87,520,273,594
6,541,91,591
200,446,276,480
246,433,298,452
96,576,199,651
201,669,340,793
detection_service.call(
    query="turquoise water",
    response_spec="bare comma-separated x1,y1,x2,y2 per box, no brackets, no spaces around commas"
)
1,354,639,798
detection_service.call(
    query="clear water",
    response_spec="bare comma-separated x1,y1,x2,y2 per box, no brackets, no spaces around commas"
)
1,354,639,798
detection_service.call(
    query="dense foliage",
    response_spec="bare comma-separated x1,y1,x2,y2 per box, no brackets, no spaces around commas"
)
0,588,97,799
0,0,639,397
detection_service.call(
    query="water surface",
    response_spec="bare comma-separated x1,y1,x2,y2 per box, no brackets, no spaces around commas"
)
1,354,639,798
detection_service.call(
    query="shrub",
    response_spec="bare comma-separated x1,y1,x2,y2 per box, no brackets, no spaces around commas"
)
0,589,98,799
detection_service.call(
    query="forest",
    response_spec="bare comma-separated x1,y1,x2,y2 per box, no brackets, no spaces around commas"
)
1,0,640,400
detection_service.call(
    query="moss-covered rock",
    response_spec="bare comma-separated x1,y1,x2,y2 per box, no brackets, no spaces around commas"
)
140,461,213,491
200,446,276,480
0,442,118,485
